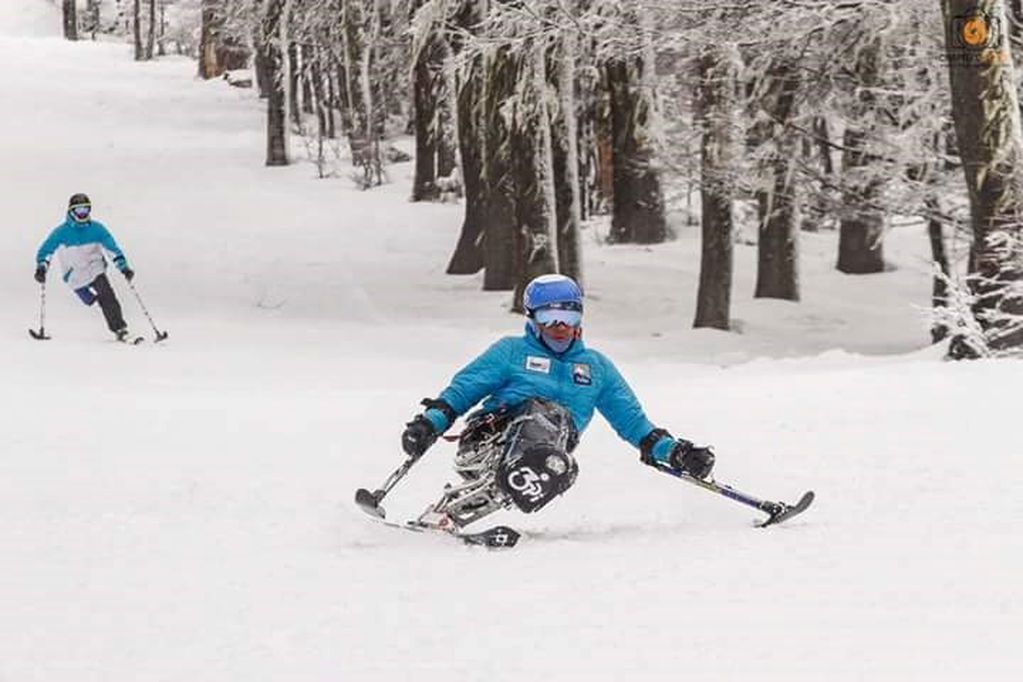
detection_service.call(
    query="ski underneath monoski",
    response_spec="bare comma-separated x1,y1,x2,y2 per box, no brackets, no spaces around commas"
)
355,487,520,548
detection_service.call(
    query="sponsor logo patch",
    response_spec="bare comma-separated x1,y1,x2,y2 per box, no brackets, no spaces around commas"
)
526,356,551,374
573,363,592,386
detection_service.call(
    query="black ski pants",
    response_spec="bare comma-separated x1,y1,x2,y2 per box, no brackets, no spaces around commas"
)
75,273,126,333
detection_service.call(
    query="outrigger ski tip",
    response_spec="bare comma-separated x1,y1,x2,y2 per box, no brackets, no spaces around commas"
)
29,328,50,340
652,463,814,528
355,487,386,518
756,490,815,528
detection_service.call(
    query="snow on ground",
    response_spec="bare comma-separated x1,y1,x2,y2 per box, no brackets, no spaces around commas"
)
0,2,1020,680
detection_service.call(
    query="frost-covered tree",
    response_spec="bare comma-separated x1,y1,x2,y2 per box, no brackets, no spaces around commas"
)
604,4,667,245
942,0,1023,355
511,37,560,308
837,36,886,274
198,0,251,77
548,29,584,285
410,0,449,201
481,43,519,291
330,0,386,187
446,0,488,275
693,43,738,330
752,55,801,301
263,0,290,166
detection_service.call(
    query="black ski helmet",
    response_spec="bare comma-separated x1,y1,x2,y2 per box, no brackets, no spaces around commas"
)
68,193,91,208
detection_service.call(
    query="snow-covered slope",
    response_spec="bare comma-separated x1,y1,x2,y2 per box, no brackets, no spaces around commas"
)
0,0,58,37
0,3,1020,680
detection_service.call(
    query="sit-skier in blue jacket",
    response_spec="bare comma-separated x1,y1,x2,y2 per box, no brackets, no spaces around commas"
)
400,274,716,509
34,193,136,339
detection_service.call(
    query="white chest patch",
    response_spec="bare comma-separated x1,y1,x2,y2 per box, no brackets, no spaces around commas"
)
525,356,551,374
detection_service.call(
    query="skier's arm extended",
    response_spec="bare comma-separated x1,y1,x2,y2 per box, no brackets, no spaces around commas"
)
594,355,657,448
595,357,715,478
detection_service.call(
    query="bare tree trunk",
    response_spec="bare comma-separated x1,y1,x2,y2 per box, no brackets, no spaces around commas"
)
158,1,167,55
145,0,156,60
446,0,488,275
943,0,1023,353
254,43,272,97
288,42,302,128
606,50,667,244
837,39,885,273
837,126,886,273
309,47,330,140
803,116,835,231
199,0,222,78
512,40,560,310
85,0,101,39
437,69,458,179
754,57,801,301
301,45,316,115
548,32,584,286
926,196,951,343
411,0,446,202
343,0,383,186
482,45,519,291
324,58,339,138
575,35,601,221
265,0,290,167
694,45,737,330
63,0,78,41
133,0,143,61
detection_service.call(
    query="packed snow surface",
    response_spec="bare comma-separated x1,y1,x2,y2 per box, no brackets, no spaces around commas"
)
0,2,1019,680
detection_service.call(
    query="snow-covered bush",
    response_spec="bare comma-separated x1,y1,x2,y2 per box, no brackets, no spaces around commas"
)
935,230,1023,359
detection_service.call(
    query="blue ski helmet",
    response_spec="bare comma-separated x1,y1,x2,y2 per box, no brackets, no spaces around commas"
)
523,274,583,315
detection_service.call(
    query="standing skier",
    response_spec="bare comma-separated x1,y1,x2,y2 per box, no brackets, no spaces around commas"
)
34,193,136,341
398,274,715,528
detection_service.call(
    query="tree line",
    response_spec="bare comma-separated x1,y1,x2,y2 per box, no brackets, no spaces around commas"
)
62,0,1023,357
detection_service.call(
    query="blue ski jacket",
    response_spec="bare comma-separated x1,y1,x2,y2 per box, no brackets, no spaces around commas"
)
425,326,667,452
36,217,129,290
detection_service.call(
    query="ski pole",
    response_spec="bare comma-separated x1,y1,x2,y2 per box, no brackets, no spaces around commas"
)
650,461,814,527
29,281,52,340
126,279,168,342
355,454,422,519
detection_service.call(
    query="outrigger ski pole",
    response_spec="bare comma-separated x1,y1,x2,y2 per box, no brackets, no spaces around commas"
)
651,462,815,528
127,280,168,343
354,454,421,519
29,281,52,340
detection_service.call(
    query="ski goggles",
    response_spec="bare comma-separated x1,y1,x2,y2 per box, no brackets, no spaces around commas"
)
70,204,92,221
534,306,583,328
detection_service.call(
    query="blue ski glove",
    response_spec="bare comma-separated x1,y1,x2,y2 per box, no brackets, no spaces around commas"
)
34,263,47,283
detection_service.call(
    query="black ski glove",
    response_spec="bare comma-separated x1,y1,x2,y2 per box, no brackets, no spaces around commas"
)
34,264,47,284
401,414,438,459
671,440,715,480
122,267,135,282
